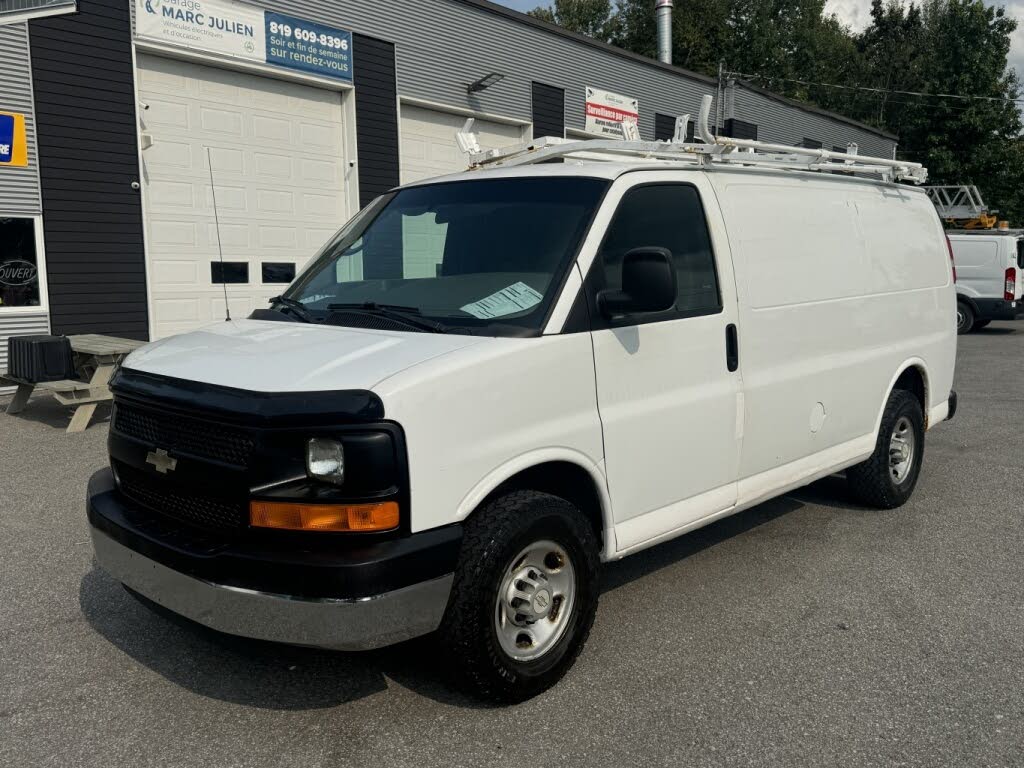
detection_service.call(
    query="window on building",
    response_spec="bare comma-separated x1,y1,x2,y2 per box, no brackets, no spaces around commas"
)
800,138,823,149
0,217,42,309
211,262,249,284
599,185,721,317
0,0,76,22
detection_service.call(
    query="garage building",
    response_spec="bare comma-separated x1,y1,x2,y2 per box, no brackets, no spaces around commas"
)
0,0,898,347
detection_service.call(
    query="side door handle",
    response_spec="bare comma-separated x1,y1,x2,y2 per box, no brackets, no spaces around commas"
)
725,323,739,372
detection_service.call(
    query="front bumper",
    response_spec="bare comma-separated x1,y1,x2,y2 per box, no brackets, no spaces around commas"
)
88,469,460,650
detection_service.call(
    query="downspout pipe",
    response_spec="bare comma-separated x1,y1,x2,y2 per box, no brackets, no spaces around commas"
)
655,0,673,65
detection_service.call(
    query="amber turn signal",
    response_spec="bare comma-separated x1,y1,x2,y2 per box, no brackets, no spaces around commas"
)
250,500,400,532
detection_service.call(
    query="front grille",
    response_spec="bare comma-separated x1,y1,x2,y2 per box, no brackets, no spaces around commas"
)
116,464,247,532
113,400,256,467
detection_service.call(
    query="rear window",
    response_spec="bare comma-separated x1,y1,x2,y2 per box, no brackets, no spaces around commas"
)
1017,238,1023,270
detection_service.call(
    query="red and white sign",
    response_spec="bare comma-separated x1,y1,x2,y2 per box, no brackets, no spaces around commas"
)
585,86,639,139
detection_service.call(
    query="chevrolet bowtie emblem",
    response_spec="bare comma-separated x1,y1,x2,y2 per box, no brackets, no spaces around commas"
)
146,448,178,474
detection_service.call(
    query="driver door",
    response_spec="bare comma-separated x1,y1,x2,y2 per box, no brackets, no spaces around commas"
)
586,174,742,553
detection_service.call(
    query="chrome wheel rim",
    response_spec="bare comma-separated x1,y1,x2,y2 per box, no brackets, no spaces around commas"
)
494,540,576,662
889,416,915,484
956,307,968,332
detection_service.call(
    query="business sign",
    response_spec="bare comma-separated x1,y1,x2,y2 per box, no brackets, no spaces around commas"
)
585,87,639,139
0,260,37,286
136,0,353,82
0,112,28,168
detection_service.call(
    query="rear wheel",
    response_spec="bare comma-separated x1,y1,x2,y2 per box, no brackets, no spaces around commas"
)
956,301,975,335
437,490,600,703
847,389,925,509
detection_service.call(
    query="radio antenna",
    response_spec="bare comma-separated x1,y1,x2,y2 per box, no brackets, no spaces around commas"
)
207,146,231,322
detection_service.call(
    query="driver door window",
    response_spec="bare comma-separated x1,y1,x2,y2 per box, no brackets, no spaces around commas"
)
599,184,721,321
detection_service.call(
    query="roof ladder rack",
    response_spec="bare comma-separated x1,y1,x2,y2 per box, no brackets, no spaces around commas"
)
457,95,927,184
925,185,997,228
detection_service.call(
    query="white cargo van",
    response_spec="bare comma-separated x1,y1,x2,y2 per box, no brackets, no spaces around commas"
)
948,230,1023,333
87,101,957,702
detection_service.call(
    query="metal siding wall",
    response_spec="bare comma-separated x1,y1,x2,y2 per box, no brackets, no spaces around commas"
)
125,0,891,160
352,34,400,207
0,22,41,216
732,86,895,158
31,0,150,340
248,0,717,141
531,82,564,140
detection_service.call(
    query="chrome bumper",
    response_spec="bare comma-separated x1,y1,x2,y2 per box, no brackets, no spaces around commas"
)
91,527,454,651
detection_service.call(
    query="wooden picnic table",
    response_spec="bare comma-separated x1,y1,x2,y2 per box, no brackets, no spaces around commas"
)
1,334,146,433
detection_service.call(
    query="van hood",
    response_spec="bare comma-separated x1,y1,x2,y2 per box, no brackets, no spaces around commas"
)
122,319,485,393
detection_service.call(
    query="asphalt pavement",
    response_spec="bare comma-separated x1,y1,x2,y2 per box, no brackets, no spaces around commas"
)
2,323,1022,767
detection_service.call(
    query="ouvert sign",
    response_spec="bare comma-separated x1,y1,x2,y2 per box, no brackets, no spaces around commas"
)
135,0,353,82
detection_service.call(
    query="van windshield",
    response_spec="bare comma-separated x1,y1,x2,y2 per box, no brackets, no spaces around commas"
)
283,177,609,335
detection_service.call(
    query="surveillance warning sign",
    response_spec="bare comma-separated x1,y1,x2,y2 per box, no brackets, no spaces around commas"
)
584,87,639,139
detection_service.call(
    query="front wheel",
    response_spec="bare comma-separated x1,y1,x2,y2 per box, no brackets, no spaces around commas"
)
437,490,600,703
847,389,925,509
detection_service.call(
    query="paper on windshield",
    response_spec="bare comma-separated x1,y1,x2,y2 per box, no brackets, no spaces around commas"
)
461,282,543,319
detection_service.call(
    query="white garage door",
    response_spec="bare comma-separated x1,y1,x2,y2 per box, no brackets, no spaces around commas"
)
399,104,526,184
138,54,349,339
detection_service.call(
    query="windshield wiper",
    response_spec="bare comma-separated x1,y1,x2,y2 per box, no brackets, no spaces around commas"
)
326,302,451,334
269,295,317,324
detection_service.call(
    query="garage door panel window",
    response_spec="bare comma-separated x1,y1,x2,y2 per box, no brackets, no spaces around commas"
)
262,262,297,284
211,262,249,284
288,177,609,334
599,185,722,320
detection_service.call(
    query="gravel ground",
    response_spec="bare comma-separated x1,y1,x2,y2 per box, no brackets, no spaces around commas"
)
2,323,1022,768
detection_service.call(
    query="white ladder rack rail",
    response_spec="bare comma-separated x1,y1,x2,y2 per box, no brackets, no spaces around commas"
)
458,95,927,185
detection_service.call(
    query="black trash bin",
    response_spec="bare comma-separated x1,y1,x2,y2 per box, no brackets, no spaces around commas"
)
6,335,76,383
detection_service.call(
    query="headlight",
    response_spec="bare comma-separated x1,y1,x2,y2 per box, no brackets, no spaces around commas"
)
307,437,345,485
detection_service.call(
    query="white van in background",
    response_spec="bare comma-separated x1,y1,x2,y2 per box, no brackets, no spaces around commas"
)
949,230,1024,333
85,108,958,703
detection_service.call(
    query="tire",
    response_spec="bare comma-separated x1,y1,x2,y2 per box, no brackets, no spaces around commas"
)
437,490,600,703
847,389,925,509
956,300,975,335
972,319,991,331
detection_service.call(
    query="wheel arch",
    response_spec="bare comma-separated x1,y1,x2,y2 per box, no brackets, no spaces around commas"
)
875,359,930,434
956,292,980,313
455,450,616,559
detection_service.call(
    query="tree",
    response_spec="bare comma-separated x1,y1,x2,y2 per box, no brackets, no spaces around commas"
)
534,0,1024,224
529,0,617,41
855,0,1023,222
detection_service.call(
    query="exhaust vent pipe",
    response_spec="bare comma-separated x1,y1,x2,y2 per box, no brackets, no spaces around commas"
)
655,0,673,64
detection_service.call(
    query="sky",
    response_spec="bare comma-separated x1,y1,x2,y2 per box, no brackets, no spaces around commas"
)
494,0,1024,80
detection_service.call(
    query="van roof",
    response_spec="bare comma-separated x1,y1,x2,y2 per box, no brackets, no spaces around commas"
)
400,160,928,192
402,162,642,187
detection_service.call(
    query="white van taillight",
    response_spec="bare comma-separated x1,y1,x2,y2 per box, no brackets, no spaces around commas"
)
1006,267,1017,300
946,235,957,283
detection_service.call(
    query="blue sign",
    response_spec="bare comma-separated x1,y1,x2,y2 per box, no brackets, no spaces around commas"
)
264,12,353,82
0,115,13,164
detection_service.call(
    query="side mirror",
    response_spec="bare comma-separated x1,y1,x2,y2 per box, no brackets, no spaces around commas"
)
597,247,677,318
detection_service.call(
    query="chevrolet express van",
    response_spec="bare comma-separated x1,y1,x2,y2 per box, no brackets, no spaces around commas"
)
948,230,1024,333
87,131,958,702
